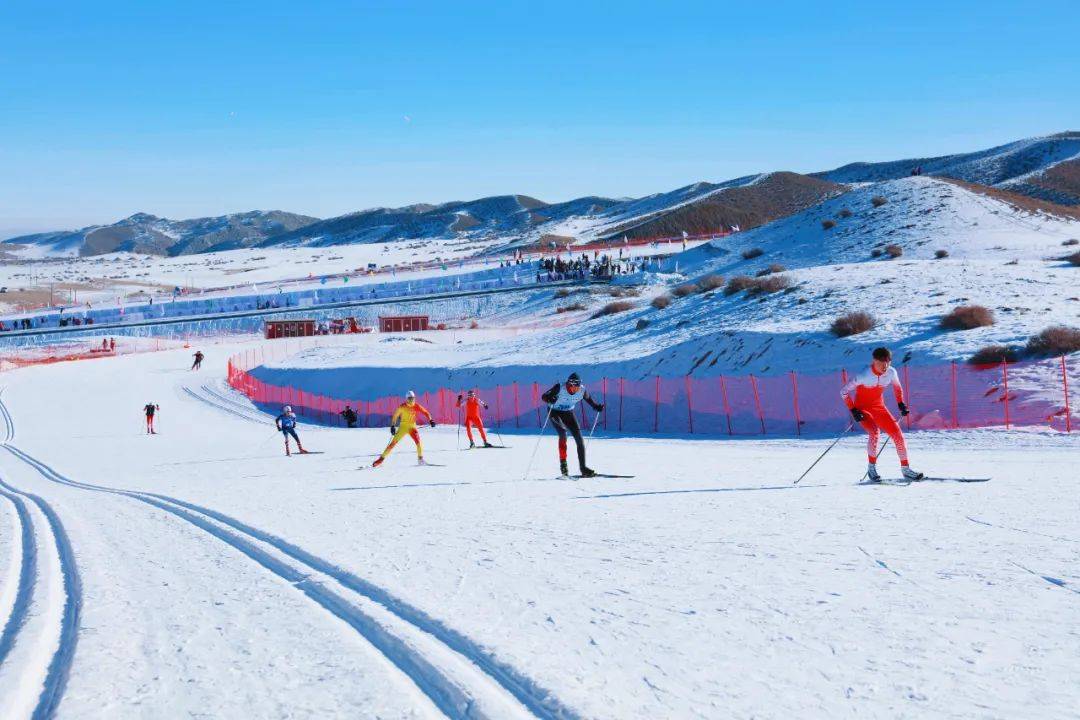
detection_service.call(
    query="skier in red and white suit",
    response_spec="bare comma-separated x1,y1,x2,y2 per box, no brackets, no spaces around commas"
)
841,347,923,482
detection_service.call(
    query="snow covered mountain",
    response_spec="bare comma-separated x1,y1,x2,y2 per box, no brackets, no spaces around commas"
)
815,131,1080,205
7,132,1078,261
2,210,320,258
259,194,623,249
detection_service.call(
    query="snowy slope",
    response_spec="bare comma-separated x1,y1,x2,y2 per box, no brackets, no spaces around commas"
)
2,210,320,259
264,176,1080,397
816,131,1080,204
0,344,1077,718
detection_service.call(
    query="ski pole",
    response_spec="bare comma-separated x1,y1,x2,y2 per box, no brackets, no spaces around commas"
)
584,409,601,450
859,436,891,482
521,407,551,482
794,421,854,485
456,403,462,450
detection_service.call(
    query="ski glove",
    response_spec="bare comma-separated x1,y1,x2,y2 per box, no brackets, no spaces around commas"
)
594,403,605,412
429,420,437,428
850,408,866,422
898,402,910,417
390,425,398,435
457,394,463,402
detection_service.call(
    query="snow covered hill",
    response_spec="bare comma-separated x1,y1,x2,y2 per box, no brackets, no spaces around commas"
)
9,132,1077,263
268,176,1079,401
2,210,320,258
815,131,1080,205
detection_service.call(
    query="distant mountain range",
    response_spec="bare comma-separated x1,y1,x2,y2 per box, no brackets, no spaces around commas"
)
5,131,1077,258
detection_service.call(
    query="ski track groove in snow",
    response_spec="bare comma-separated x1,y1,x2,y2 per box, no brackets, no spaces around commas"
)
965,515,1080,545
0,476,82,720
0,396,577,720
0,483,36,668
1008,562,1080,597
180,385,266,425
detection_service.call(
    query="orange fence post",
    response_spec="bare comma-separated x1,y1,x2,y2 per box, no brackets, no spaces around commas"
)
1002,360,1010,429
902,365,912,430
750,374,765,435
1063,356,1072,433
601,377,608,431
685,375,694,434
618,377,624,432
513,382,520,429
719,375,732,436
951,361,958,429
790,371,801,436
653,375,659,433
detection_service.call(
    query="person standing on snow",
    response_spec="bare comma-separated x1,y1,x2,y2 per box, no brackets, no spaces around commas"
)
275,405,309,456
841,347,923,482
373,390,436,467
340,405,359,428
143,402,159,434
191,350,204,371
456,389,493,448
541,372,604,478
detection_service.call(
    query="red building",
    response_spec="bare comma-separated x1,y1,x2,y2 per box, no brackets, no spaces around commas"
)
378,315,429,332
264,319,316,339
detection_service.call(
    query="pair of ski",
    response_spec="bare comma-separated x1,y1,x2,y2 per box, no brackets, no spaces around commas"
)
859,476,990,486
557,472,634,480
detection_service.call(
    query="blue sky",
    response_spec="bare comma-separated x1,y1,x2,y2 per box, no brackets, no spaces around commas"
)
1,1,1077,236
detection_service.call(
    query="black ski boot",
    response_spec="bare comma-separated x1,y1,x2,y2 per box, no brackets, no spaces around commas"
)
579,467,597,478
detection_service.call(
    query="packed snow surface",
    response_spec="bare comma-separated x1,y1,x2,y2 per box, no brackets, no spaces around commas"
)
0,345,1077,718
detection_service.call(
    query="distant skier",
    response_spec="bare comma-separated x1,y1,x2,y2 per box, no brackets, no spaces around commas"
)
275,405,309,456
456,390,493,448
340,405,359,428
143,402,159,434
842,347,923,482
191,350,204,371
541,372,604,478
373,390,435,467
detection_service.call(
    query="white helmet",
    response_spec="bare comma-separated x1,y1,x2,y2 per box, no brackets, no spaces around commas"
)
405,390,416,399
283,405,293,413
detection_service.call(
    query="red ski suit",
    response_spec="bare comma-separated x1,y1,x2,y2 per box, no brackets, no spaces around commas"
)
841,365,910,465
456,395,488,444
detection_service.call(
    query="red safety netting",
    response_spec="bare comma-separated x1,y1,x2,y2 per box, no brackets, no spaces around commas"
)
228,351,1077,435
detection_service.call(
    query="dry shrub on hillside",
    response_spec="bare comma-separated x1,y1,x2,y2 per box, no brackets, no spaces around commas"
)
724,275,757,296
968,345,1020,365
935,249,949,259
591,300,634,319
635,318,650,331
555,302,586,314
941,304,994,330
822,219,836,230
1025,325,1080,356
672,283,699,297
742,247,764,260
554,287,571,298
830,311,876,337
698,274,725,292
884,244,903,258
837,208,853,218
1062,238,1078,246
756,263,786,276
871,195,888,208
1067,251,1080,267
871,248,883,258
469,320,480,329
651,294,673,309
746,274,792,295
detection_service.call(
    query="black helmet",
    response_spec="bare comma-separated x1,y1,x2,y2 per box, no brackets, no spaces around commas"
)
567,372,581,386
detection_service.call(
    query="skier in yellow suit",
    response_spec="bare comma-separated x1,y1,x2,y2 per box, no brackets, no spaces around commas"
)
373,390,436,467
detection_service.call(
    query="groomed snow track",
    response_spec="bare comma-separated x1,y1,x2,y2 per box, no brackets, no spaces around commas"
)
0,391,83,720
0,393,578,720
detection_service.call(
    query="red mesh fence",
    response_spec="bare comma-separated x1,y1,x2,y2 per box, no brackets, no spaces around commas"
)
228,352,1077,435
